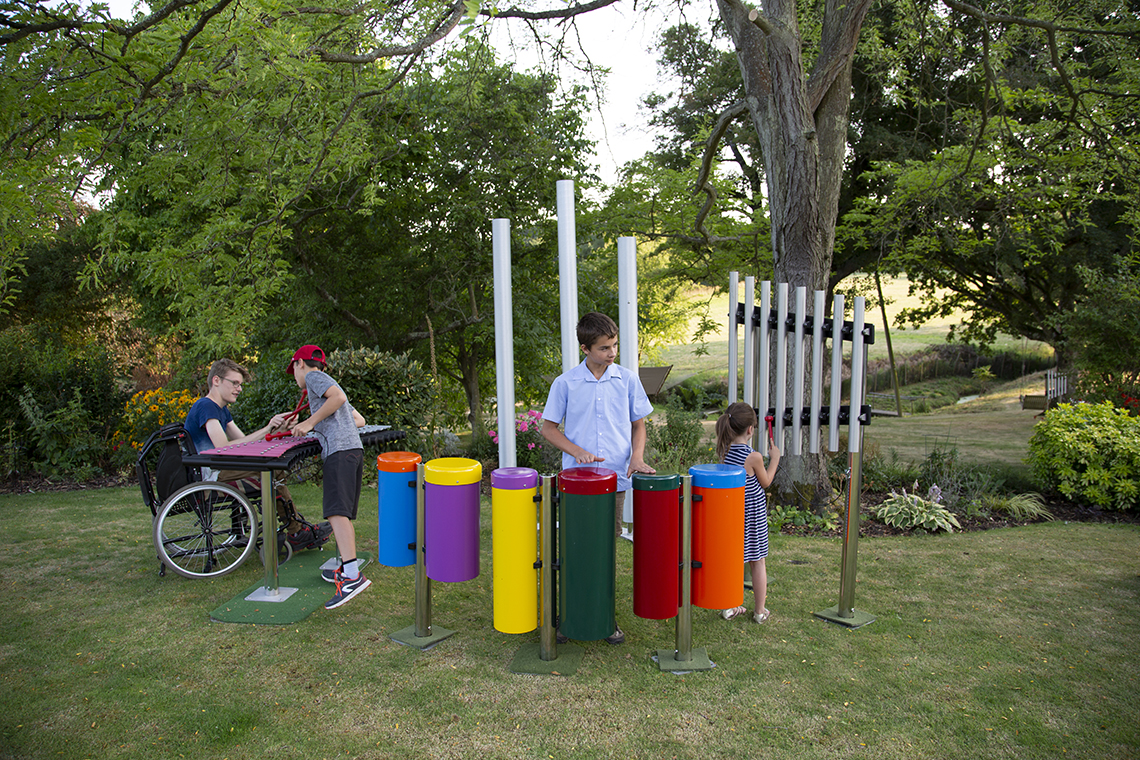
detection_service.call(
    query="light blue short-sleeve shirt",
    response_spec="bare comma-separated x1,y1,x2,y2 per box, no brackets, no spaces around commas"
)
541,360,653,492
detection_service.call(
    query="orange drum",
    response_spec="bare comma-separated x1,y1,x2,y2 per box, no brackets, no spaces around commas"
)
689,464,745,610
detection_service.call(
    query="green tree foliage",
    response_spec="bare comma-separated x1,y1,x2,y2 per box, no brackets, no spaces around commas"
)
843,0,1139,362
245,41,594,435
1056,259,1140,407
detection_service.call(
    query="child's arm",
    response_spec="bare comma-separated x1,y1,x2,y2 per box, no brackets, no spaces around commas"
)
352,408,366,428
628,418,656,476
292,386,346,437
748,444,781,488
541,419,605,464
204,414,288,448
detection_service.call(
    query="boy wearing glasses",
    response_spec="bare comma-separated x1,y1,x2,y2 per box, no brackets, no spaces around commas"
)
183,358,332,551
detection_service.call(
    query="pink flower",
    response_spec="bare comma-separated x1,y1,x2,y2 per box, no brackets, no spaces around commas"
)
528,443,536,449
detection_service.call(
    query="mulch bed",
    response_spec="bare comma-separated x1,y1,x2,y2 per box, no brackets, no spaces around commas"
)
0,473,134,494
779,492,1140,538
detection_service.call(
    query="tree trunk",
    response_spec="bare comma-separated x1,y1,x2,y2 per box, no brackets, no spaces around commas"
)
457,341,484,440
716,0,871,510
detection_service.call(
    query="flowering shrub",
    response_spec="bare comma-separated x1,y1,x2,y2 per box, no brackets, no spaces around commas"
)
112,388,197,466
488,409,559,472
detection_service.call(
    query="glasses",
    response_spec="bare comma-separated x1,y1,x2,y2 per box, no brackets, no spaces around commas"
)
221,377,244,389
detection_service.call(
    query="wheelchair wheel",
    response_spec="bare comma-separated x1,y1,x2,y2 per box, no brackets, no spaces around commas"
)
154,482,258,579
258,533,294,566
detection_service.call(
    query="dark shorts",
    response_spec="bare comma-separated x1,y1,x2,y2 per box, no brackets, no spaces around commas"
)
323,449,364,520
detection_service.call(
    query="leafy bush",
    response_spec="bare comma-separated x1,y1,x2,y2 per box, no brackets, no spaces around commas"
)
871,486,962,533
861,444,921,492
769,502,840,533
917,444,999,514
330,347,437,431
111,387,197,466
0,329,129,472
662,376,726,412
1027,401,1140,510
231,347,437,435
646,396,714,474
18,389,107,480
978,492,1054,522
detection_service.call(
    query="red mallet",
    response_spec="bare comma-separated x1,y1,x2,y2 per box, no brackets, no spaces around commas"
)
266,390,310,440
764,414,775,442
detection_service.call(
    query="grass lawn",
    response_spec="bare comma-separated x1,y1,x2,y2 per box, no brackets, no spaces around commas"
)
1,484,1137,759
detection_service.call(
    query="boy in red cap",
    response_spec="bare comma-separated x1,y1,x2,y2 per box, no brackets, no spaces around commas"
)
287,345,371,609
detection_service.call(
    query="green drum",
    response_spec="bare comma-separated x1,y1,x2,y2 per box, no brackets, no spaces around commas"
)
557,466,617,641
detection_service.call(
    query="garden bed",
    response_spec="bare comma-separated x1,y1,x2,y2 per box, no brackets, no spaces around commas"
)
778,491,1140,538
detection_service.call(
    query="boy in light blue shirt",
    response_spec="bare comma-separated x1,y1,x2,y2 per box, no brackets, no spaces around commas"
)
541,312,655,644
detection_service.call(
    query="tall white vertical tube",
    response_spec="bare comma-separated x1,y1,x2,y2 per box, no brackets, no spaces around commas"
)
727,272,739,404
810,289,825,454
775,283,789,446
557,180,579,373
829,294,845,452
792,286,806,456
492,219,516,468
849,297,866,453
617,237,639,374
758,281,771,453
617,236,638,527
743,276,755,410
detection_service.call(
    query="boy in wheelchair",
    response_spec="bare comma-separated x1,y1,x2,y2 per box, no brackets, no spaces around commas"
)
184,358,332,552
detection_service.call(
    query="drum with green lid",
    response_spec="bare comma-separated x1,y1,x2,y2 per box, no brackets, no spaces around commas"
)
632,473,681,619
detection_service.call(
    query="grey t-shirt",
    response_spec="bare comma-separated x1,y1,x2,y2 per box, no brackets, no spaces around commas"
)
303,370,362,458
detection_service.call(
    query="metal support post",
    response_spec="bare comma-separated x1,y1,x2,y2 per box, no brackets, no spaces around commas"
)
656,475,713,672
392,463,456,648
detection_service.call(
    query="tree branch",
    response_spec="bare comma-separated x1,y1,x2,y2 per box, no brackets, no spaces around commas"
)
692,100,748,245
309,2,466,62
486,0,621,21
805,0,874,113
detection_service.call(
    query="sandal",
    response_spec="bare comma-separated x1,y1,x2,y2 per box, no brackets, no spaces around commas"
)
753,608,771,624
721,605,747,620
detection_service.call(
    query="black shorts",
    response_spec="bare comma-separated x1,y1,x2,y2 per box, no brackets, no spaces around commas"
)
323,449,364,520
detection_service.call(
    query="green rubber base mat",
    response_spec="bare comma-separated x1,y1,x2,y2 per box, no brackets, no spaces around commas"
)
509,642,583,675
813,605,876,629
209,552,371,625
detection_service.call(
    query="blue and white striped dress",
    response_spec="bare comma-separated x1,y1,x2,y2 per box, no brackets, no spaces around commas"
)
724,442,769,561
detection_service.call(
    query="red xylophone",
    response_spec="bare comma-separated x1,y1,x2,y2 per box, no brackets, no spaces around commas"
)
199,435,320,465
190,425,404,471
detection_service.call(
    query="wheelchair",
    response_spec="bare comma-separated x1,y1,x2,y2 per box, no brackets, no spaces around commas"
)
137,423,318,579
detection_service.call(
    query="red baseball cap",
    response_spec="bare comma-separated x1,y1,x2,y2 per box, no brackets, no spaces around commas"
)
286,344,326,374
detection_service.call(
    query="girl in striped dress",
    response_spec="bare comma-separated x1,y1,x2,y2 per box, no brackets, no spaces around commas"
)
715,402,781,623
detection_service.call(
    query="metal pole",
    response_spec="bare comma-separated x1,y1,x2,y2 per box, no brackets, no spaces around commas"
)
674,475,693,662
838,301,867,618
539,475,557,661
414,463,431,638
261,469,278,594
